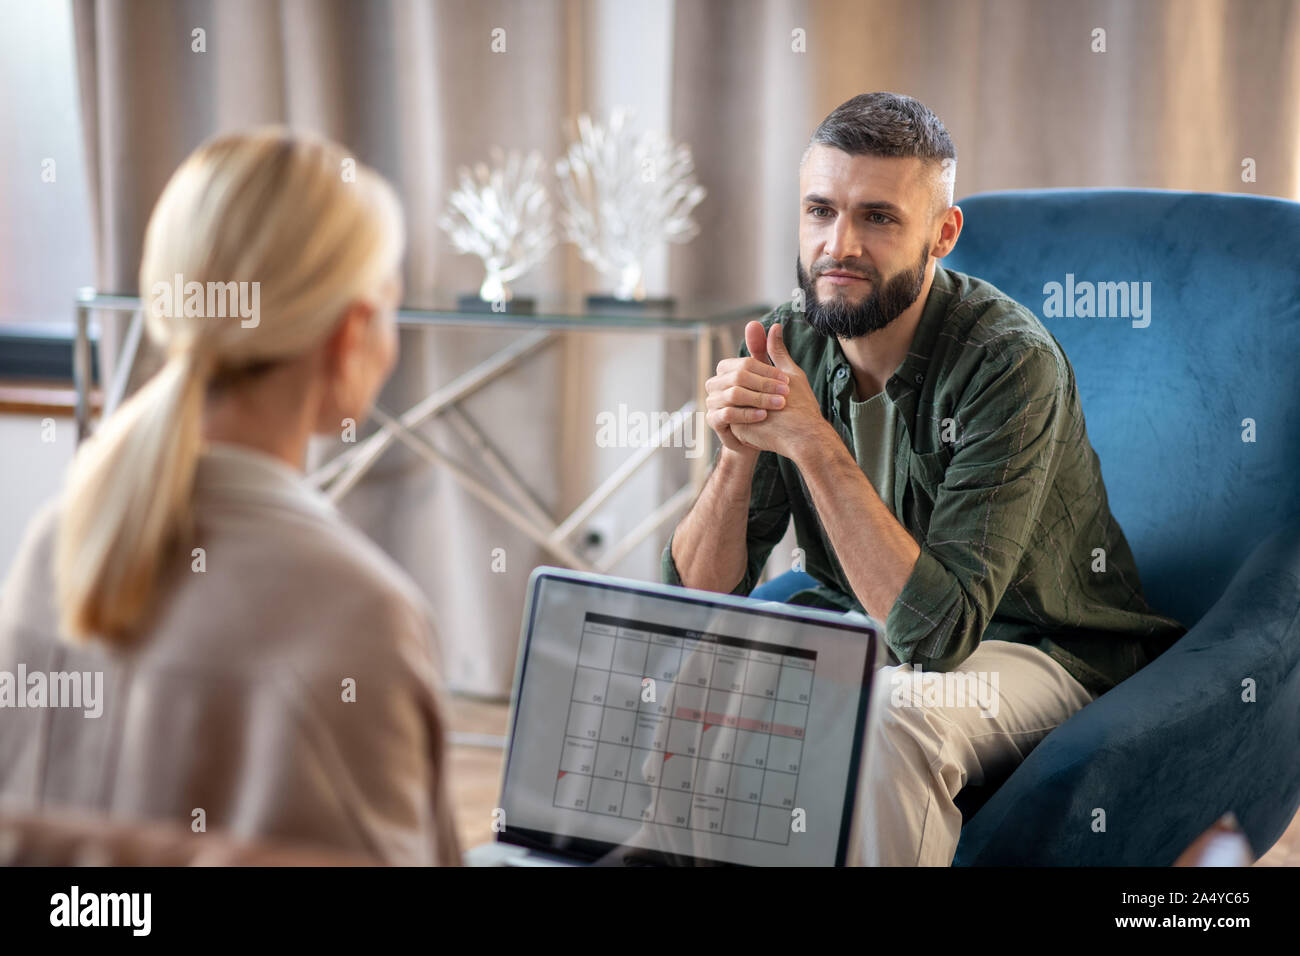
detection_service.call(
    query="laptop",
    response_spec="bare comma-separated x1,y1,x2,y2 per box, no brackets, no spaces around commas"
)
464,567,881,867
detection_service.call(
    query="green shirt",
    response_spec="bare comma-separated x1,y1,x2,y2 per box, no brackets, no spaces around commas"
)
845,384,897,517
662,265,1186,696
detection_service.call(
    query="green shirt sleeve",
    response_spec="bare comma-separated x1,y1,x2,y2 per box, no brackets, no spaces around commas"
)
885,344,1066,670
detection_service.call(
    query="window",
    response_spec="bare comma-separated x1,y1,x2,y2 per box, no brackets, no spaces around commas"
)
0,0,94,340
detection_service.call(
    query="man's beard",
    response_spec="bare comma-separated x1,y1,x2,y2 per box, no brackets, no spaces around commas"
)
796,244,929,338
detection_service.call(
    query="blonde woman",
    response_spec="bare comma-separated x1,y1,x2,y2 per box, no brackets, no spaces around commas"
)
0,129,460,865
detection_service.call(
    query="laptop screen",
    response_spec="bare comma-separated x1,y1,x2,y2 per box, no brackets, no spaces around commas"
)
497,569,879,866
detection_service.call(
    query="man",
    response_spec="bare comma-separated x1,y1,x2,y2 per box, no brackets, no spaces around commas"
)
662,92,1185,865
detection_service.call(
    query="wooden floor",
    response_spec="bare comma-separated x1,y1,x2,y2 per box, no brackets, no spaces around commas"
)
445,693,1300,865
445,694,514,851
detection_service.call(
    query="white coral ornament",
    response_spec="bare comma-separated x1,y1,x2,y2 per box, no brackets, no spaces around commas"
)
438,148,555,303
555,109,706,302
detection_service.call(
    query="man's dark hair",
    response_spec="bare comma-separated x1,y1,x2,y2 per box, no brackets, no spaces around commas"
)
802,91,957,217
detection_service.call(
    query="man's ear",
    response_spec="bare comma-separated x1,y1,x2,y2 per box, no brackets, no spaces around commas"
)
930,204,963,259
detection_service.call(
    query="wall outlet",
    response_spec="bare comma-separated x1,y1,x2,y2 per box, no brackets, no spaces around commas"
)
579,516,619,561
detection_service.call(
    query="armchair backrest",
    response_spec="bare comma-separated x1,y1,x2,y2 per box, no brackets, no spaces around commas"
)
944,189,1300,627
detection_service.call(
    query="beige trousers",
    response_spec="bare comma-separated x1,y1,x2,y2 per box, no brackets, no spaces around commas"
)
849,639,1095,866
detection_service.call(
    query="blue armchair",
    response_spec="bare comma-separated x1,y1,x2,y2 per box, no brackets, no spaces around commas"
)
756,189,1300,864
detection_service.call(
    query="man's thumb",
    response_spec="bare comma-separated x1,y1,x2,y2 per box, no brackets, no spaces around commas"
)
768,322,795,369
745,320,770,364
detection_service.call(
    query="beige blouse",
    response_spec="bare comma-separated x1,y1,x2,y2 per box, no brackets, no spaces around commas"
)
0,441,460,865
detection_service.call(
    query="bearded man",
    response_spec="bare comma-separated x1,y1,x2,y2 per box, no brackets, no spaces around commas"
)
663,91,1185,866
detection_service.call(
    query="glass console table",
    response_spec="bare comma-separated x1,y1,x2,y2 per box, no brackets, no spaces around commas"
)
72,289,772,573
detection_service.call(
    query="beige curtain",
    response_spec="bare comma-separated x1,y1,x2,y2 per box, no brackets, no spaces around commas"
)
73,0,1300,695
667,0,1300,306
74,0,579,696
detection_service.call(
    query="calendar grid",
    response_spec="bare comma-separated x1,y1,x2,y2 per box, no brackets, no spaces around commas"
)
554,612,815,846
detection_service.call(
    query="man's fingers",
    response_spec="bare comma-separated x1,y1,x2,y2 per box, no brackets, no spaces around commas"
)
722,405,768,424
766,322,798,372
744,320,770,364
715,356,789,382
708,406,768,428
712,385,785,410
706,369,789,399
732,368,790,394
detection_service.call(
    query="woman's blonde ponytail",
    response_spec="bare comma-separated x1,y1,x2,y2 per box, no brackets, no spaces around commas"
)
56,351,210,643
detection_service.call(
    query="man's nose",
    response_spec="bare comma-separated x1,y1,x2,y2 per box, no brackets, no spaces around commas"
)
823,216,866,263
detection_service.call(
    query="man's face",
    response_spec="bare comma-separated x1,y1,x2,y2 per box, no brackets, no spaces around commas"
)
797,145,937,338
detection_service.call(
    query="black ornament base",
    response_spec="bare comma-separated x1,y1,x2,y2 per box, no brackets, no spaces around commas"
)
456,294,538,315
585,294,676,313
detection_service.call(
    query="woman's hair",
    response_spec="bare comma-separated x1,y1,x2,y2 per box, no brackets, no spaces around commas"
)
55,127,405,645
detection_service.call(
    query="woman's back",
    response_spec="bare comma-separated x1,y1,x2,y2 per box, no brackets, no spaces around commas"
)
1,128,459,863
0,442,460,864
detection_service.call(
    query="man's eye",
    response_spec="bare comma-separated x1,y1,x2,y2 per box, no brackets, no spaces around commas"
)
868,212,892,225
809,206,832,218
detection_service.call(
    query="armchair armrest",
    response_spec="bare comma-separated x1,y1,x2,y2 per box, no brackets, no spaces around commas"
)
953,522,1300,865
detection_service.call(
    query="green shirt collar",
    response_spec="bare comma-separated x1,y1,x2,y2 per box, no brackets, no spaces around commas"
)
823,263,956,430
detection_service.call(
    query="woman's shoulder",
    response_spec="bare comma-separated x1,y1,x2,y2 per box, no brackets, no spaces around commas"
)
1,485,439,681
184,490,442,671
0,496,63,627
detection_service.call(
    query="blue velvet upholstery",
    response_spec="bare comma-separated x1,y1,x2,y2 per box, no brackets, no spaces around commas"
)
943,190,1300,631
954,519,1300,864
756,190,1300,863
749,569,820,604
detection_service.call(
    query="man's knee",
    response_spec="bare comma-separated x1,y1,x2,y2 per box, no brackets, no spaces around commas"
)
865,662,948,765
